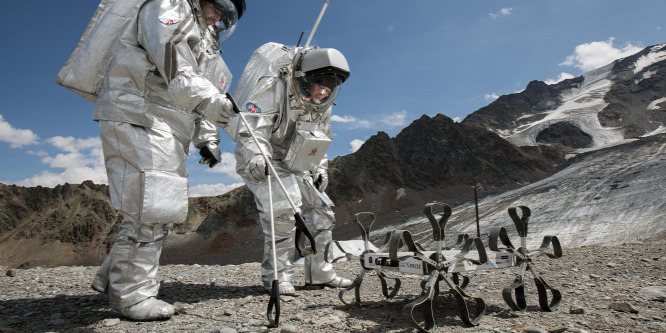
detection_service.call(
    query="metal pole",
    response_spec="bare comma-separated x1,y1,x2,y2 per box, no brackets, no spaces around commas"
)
296,31,304,47
304,0,329,47
474,179,480,238
266,166,280,327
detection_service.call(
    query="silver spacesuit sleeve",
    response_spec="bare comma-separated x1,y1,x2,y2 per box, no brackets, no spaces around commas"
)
193,117,220,148
235,113,278,175
234,77,281,176
137,0,220,113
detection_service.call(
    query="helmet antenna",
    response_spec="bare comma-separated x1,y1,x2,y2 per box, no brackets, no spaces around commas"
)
296,31,304,47
304,0,329,48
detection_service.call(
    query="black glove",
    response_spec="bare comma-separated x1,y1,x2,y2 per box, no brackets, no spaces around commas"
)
198,142,221,168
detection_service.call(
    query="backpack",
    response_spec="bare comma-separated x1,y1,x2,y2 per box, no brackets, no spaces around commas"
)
56,0,147,102
224,42,295,141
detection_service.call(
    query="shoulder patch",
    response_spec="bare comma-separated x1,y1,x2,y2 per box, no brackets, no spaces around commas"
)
246,103,261,113
159,17,180,25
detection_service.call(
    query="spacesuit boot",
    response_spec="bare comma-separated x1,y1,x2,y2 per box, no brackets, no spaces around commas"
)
93,235,173,320
304,230,352,288
92,251,111,294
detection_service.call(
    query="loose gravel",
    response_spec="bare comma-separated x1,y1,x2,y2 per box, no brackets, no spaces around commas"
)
1,241,664,332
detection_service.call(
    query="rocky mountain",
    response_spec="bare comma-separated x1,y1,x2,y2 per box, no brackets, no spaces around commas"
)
386,133,666,252
463,43,666,147
1,43,664,269
0,181,262,268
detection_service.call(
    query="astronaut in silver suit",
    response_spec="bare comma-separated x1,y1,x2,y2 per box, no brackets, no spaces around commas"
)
232,43,352,295
60,0,245,320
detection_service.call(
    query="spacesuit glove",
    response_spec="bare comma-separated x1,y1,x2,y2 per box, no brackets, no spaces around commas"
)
313,169,329,191
246,155,268,183
199,94,234,127
198,141,222,168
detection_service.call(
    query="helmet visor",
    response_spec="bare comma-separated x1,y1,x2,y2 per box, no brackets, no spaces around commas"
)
300,73,343,106
209,0,239,42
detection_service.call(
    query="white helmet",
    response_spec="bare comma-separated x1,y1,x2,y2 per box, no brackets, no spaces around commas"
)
290,47,350,113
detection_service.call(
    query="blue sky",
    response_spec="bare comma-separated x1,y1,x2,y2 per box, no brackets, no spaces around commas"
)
0,1,664,196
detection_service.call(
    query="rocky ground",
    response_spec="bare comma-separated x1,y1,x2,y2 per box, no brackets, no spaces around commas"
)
1,240,664,333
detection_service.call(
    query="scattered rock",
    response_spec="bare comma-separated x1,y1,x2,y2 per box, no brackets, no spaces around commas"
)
569,306,585,314
102,318,120,327
610,302,639,313
638,286,666,302
0,242,663,332
563,328,590,333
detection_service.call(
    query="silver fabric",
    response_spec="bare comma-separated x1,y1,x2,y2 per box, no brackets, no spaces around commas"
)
234,42,345,287
116,297,174,320
224,42,295,141
82,0,235,312
99,121,190,226
92,233,166,310
56,0,147,103
93,120,187,309
62,0,233,143
245,155,267,183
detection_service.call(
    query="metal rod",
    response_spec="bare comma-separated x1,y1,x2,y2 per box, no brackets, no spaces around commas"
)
267,169,279,282
474,179,480,238
296,31,304,47
304,0,329,47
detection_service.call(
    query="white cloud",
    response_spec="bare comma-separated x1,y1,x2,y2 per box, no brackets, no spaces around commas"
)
330,114,372,129
27,150,48,156
452,117,461,123
350,139,365,153
0,114,39,148
17,136,107,187
189,182,244,197
484,93,500,102
330,115,357,123
332,111,408,130
545,72,575,85
489,8,512,19
204,151,242,180
379,111,408,128
560,38,642,72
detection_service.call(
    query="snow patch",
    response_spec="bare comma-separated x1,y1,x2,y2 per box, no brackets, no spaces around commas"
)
633,46,666,74
647,97,666,110
642,125,666,137
396,188,406,200
400,138,666,249
504,63,623,148
634,69,657,85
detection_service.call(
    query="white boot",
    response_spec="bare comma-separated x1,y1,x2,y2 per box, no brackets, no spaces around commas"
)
264,281,296,295
116,297,174,321
323,276,353,288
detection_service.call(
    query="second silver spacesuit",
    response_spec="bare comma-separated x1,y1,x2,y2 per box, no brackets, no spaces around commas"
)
231,42,351,293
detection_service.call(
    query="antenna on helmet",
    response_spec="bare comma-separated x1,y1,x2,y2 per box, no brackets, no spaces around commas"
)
304,0,329,48
296,31,305,47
